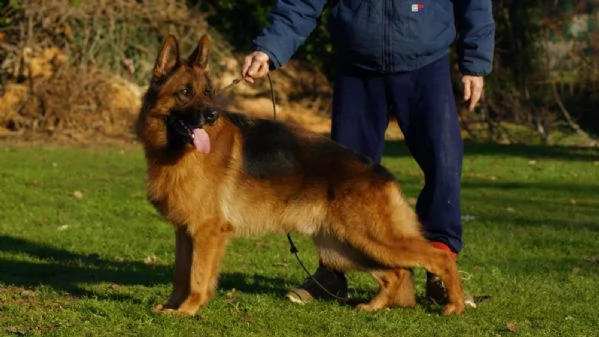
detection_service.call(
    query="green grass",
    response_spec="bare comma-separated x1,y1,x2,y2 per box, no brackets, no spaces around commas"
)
0,142,598,337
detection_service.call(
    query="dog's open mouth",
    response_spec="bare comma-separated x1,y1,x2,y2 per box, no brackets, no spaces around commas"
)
166,116,211,154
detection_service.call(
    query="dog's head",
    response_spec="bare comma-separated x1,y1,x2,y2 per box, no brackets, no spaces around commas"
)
142,34,218,154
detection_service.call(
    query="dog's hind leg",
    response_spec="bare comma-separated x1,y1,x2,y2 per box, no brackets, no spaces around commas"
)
356,268,416,312
314,234,416,311
349,234,465,315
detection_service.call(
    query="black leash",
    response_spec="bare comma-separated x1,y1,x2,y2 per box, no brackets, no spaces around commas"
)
216,74,276,122
265,74,346,302
286,233,349,302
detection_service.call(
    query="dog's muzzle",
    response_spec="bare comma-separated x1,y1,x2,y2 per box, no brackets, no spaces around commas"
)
165,107,219,144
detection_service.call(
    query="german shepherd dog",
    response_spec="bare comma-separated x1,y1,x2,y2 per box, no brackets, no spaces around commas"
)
136,34,465,317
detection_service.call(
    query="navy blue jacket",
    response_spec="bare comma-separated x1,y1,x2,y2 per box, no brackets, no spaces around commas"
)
253,0,495,75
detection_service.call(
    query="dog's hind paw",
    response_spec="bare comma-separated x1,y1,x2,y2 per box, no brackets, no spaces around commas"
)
442,303,465,316
355,302,385,312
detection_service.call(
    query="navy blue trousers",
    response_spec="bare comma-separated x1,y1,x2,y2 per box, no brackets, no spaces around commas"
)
330,55,463,253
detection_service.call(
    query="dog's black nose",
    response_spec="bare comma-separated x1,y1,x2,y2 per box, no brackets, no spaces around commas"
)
203,108,219,125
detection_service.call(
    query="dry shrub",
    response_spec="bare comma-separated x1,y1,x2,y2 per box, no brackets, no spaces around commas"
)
0,0,334,142
0,0,232,142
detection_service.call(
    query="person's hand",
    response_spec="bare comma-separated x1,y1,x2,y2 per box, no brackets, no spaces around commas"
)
242,51,270,84
461,75,484,111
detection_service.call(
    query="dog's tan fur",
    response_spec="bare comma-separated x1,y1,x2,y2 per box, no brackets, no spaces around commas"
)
136,34,465,316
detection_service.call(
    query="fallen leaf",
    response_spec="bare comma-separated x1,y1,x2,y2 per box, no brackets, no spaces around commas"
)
225,289,237,301
587,256,598,264
57,225,69,231
73,190,84,199
565,315,574,321
572,266,582,274
242,315,253,323
462,214,477,222
507,207,516,213
528,160,537,165
570,199,577,205
506,322,517,332
225,288,238,305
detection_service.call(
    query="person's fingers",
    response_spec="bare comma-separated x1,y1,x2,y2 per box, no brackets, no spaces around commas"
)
468,84,482,111
241,54,254,79
462,77,472,102
470,77,485,111
462,76,484,111
242,51,270,83
247,61,263,77
254,62,270,78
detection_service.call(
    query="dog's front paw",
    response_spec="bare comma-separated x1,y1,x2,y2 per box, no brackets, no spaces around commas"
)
153,304,175,314
153,304,197,317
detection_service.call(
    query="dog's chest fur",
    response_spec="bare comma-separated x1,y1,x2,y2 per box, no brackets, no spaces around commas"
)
146,154,219,226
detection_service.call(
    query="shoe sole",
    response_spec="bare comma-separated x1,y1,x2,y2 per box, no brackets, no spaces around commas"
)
286,294,308,305
285,289,313,305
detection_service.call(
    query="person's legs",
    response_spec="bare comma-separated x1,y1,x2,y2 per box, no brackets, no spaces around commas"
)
286,70,390,303
387,55,463,255
387,55,472,306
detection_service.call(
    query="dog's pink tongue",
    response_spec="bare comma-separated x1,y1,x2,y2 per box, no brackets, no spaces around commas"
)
192,128,210,154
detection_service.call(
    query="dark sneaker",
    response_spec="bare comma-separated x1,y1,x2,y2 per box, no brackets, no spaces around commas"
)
426,272,476,308
286,267,348,304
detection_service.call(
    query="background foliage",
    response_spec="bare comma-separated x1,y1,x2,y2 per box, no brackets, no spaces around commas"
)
0,0,597,145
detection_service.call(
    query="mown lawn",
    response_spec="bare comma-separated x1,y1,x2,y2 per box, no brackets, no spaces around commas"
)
0,141,597,337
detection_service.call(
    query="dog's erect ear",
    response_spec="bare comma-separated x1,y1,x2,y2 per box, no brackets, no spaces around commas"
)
187,34,210,70
153,35,180,79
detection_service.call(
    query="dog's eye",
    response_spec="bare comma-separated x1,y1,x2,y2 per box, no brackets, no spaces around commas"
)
179,87,193,97
203,88,213,97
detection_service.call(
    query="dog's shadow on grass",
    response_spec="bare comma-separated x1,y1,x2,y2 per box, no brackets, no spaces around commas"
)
0,235,292,303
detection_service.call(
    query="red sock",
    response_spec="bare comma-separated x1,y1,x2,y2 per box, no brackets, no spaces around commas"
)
430,242,457,261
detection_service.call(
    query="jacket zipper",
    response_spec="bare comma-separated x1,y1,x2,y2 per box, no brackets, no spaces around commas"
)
383,0,390,72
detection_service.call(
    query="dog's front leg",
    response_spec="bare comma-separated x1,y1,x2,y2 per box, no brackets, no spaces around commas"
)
154,225,192,314
174,221,232,316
